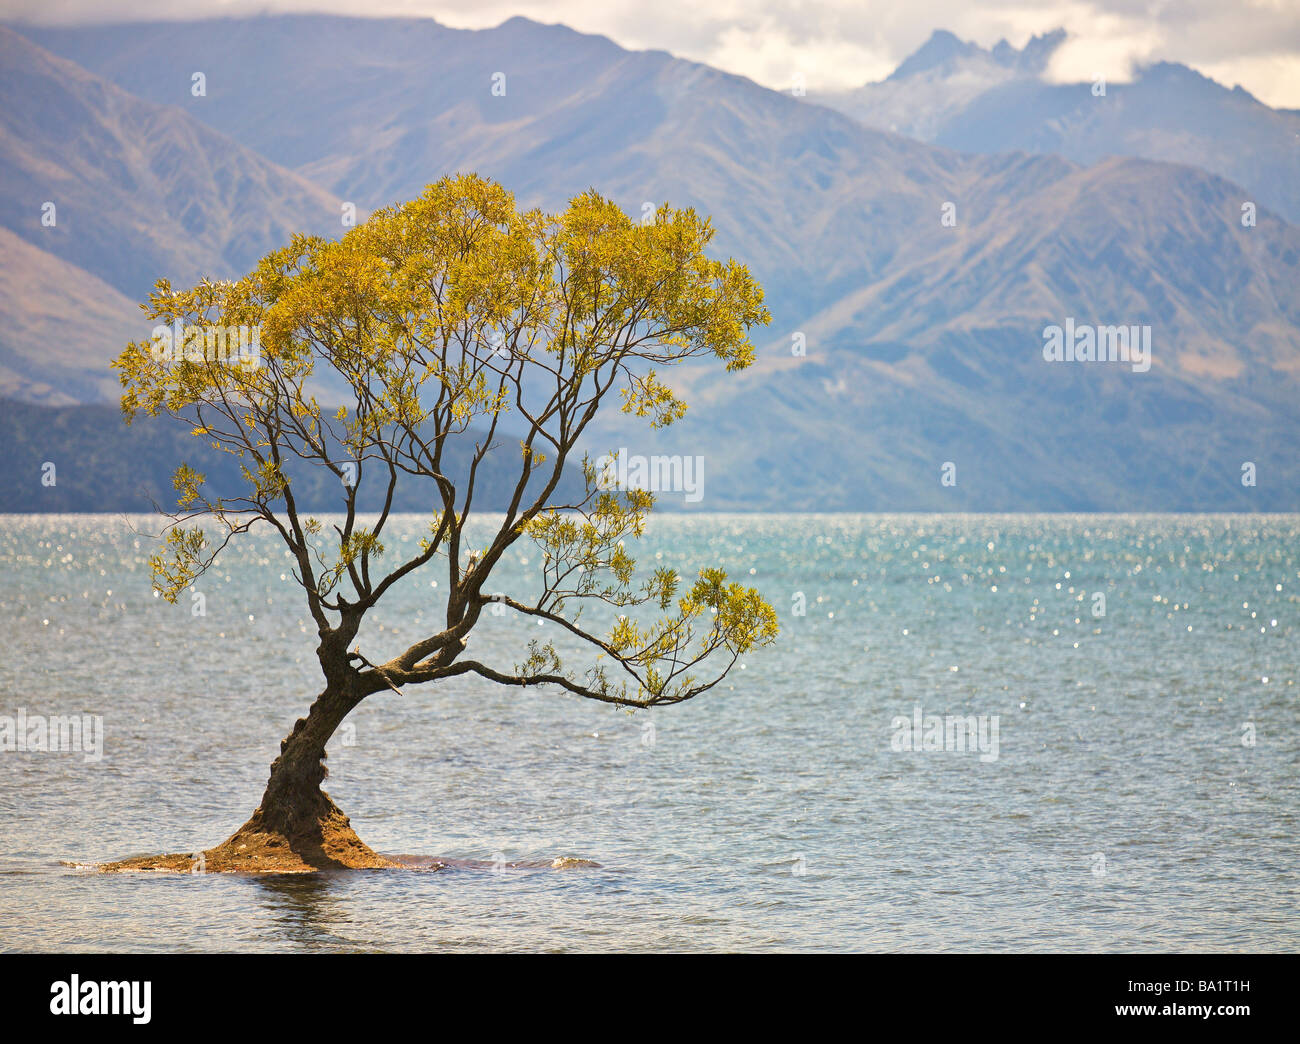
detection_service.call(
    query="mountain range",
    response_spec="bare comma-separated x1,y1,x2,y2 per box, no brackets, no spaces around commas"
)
817,28,1300,225
1,15,1296,511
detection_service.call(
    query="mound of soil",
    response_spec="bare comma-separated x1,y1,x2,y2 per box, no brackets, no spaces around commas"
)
100,804,398,874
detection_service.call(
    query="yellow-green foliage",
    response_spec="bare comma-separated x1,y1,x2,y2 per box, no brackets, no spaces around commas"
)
114,174,777,707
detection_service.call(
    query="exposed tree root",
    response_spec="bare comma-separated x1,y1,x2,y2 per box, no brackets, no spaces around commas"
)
100,794,398,874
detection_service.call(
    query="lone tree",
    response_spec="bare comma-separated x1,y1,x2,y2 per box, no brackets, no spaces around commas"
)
109,175,778,872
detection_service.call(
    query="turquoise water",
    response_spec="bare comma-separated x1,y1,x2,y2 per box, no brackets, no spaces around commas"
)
0,513,1296,952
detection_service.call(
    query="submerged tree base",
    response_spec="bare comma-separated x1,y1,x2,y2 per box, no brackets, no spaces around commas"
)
100,802,399,874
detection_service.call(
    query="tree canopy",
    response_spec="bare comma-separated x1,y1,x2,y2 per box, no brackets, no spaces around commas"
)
114,173,778,709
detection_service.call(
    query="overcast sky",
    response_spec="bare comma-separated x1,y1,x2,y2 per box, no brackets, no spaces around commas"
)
5,0,1300,107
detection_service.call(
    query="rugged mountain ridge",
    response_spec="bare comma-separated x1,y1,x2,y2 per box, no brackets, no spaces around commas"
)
816,28,1300,225
2,15,1297,510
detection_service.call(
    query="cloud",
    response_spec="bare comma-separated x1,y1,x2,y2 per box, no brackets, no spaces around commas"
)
4,0,1300,106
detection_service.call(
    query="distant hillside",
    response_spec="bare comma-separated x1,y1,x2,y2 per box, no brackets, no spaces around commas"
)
0,401,584,514
5,15,1299,511
0,27,346,301
0,227,140,404
815,28,1300,225
13,14,965,329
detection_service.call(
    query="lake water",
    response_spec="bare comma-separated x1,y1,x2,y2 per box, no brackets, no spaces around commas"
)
0,513,1296,952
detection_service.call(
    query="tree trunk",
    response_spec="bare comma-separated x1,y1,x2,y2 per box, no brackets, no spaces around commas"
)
255,685,353,838
197,684,396,871
102,682,395,873
102,623,403,873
